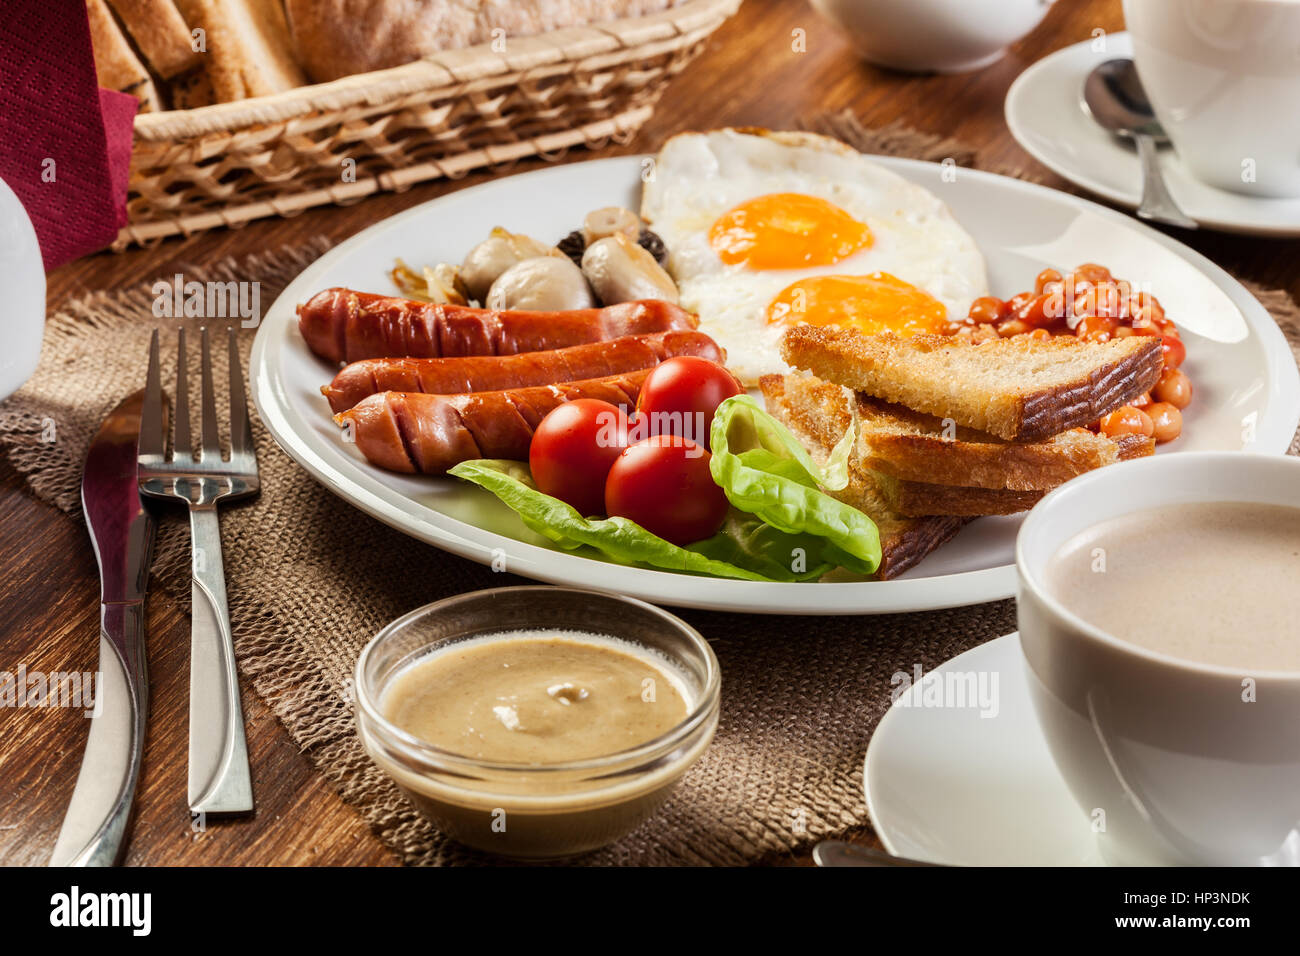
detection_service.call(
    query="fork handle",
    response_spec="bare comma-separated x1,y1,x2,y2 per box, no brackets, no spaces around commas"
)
187,504,253,814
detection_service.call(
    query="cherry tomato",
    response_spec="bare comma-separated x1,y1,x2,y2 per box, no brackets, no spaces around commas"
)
604,435,729,546
529,399,629,516
635,356,743,449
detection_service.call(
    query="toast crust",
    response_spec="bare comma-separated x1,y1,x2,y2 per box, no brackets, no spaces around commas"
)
781,326,1163,443
874,432,1155,516
855,395,1125,491
872,472,1043,517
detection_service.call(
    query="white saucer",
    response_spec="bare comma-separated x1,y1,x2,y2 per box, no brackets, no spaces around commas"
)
863,632,1108,866
1006,32,1300,237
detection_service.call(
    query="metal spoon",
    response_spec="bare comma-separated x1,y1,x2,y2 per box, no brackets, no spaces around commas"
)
812,840,941,867
1082,58,1198,229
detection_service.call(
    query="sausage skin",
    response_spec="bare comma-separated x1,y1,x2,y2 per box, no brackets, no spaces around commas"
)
298,288,698,364
335,369,650,474
321,330,724,413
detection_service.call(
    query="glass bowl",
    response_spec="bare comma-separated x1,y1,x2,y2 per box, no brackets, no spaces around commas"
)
355,586,720,859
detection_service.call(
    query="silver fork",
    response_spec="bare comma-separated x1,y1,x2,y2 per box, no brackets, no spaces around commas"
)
139,327,258,815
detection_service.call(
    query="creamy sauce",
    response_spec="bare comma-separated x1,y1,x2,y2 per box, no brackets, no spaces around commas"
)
382,629,691,763
1046,501,1300,672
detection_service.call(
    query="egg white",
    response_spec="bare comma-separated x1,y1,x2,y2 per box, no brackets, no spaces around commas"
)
640,129,989,384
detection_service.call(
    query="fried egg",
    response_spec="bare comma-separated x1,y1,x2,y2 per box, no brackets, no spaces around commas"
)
640,129,989,383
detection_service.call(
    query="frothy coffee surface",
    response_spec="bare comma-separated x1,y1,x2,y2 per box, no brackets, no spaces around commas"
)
1046,501,1300,672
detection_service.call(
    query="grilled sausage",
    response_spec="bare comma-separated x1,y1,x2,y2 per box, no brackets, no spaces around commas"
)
321,330,723,413
334,369,650,474
298,288,697,364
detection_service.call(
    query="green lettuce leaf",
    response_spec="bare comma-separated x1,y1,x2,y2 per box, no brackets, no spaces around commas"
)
448,393,882,582
709,395,881,574
447,459,829,582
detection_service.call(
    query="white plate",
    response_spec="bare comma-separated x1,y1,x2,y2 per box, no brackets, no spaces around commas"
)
1006,32,1300,237
250,155,1300,615
864,632,1107,866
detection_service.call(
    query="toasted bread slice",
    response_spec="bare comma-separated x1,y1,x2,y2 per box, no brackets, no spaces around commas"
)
758,374,969,580
871,472,1041,517
772,373,1155,517
781,327,1163,443
856,395,1135,491
874,434,1155,516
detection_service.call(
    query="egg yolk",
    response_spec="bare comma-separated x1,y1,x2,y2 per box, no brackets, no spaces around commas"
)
708,193,873,270
766,273,950,335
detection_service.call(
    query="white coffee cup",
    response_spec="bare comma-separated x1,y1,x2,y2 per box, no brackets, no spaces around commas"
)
810,0,1055,74
1123,0,1300,198
1016,452,1300,866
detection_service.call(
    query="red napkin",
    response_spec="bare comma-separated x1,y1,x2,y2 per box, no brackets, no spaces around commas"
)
0,0,138,270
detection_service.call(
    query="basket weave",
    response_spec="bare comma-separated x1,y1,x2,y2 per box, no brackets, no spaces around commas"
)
116,0,740,249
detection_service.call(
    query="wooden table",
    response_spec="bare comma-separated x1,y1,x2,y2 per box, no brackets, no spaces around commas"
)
3,0,1295,867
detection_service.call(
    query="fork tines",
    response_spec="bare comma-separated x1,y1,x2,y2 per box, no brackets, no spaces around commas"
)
140,327,257,472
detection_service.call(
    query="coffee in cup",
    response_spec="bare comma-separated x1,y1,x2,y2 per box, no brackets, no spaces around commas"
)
1017,452,1300,865
1045,500,1300,671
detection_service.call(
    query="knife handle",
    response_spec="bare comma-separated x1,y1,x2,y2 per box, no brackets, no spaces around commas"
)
186,504,253,814
49,604,147,867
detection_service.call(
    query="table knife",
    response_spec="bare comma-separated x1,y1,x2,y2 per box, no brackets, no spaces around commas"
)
49,390,156,867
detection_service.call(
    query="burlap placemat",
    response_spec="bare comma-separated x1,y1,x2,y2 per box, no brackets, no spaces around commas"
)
4,121,1299,866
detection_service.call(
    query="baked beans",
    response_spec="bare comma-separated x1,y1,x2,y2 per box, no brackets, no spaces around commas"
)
1152,367,1192,409
949,264,1191,443
1100,405,1155,439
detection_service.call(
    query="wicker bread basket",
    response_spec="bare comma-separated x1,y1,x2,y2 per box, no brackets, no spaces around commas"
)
116,0,740,249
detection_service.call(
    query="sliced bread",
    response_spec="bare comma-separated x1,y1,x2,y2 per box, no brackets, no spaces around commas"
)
855,394,1134,491
771,373,1155,517
781,326,1163,443
106,0,201,79
177,0,306,101
87,0,163,112
872,433,1154,517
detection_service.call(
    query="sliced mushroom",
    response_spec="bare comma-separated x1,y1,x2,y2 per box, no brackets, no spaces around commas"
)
460,227,563,302
485,256,596,312
581,206,642,245
581,233,679,306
